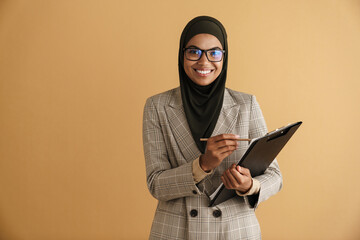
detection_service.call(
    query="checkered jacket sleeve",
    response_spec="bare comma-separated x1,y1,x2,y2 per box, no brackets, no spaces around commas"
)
143,97,200,201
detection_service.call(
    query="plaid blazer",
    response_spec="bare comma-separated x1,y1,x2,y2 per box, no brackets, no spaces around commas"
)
143,87,282,240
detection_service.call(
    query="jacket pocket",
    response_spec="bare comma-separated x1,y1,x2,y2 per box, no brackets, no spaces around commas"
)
217,196,254,218
156,198,185,215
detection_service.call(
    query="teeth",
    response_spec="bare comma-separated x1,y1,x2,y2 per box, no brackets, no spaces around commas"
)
196,69,211,74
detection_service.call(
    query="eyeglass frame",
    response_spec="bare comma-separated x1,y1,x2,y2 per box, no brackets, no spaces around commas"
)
183,47,226,62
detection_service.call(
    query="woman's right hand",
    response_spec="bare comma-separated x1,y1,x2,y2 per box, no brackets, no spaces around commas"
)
199,134,239,172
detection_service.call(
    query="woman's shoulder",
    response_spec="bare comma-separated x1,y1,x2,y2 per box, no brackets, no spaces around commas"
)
226,88,255,104
145,87,180,108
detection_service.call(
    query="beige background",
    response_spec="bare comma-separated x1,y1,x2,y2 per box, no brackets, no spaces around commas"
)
1,0,359,239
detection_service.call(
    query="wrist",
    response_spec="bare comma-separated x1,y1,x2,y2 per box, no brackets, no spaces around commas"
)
238,178,253,194
199,155,211,173
236,178,260,196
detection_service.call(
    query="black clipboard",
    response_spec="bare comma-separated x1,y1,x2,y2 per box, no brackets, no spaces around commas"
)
208,121,302,207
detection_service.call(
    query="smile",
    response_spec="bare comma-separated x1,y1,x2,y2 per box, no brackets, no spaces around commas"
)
195,69,213,76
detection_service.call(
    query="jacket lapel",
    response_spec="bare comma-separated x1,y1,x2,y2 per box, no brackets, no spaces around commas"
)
165,88,201,161
211,89,240,136
164,88,240,161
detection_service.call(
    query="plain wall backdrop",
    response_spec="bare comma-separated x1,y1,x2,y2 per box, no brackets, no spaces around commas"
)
0,0,359,239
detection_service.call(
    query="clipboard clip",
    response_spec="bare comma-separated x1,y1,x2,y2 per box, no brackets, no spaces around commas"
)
266,126,291,142
265,122,293,137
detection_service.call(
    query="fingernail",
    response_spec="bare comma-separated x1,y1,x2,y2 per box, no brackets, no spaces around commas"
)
235,135,240,138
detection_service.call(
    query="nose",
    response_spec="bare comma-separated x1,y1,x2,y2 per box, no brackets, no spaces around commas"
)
198,52,210,65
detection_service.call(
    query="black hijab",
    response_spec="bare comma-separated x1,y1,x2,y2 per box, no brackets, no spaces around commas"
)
179,16,228,153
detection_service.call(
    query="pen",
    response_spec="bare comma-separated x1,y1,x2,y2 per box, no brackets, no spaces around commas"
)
200,138,251,142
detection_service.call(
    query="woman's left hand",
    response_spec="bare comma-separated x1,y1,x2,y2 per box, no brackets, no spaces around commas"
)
221,164,253,194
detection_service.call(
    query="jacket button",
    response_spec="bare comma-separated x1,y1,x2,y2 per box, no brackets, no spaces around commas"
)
190,209,198,217
213,210,222,218
192,190,197,194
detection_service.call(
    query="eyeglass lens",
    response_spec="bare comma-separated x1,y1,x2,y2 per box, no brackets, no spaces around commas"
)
185,49,223,62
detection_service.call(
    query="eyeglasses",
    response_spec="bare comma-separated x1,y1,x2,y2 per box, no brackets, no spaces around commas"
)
183,48,225,62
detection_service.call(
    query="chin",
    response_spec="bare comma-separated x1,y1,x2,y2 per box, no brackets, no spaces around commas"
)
191,77,216,86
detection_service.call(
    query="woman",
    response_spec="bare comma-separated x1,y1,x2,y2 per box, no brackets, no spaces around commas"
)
143,16,282,239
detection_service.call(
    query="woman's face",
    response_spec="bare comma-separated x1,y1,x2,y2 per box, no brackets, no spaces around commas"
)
184,33,224,86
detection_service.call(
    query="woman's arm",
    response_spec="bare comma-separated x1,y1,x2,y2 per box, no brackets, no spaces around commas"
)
143,97,201,201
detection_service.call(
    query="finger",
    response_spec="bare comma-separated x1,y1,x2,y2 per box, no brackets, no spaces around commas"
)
222,172,234,189
224,169,239,188
217,139,238,149
236,166,251,177
212,134,240,142
221,175,231,189
230,167,245,185
219,148,236,158
206,138,237,152
218,145,237,155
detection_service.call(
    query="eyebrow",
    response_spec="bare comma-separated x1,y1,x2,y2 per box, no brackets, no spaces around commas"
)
186,45,222,50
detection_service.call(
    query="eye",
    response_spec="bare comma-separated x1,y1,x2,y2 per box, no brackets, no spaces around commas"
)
188,49,201,55
209,50,221,57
